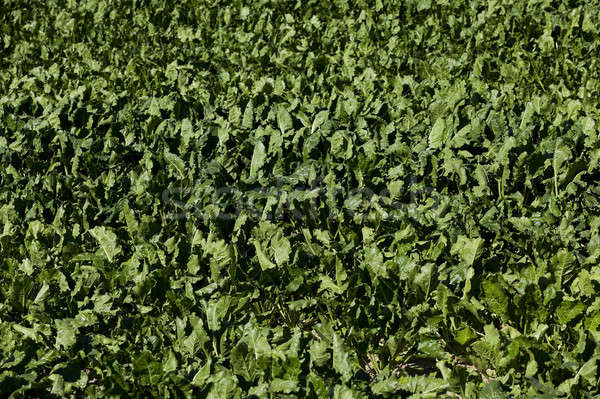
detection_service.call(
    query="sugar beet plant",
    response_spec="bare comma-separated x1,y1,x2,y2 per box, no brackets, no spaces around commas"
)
2,0,600,397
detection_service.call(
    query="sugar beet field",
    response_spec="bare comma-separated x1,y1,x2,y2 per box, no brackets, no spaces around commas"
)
1,0,600,398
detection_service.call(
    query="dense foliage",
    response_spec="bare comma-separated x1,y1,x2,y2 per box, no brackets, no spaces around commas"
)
2,0,600,397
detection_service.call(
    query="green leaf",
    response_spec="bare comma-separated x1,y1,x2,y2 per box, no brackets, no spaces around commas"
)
451,236,484,266
277,106,293,134
249,141,267,180
253,241,276,270
364,245,387,279
163,350,178,373
553,142,571,197
332,333,353,382
33,281,50,303
455,326,477,345
164,151,186,179
192,361,212,387
550,249,575,289
231,342,255,381
89,226,121,262
396,375,449,395
311,110,329,134
482,279,509,319
242,101,254,129
310,340,330,367
479,381,507,399
576,356,598,384
206,296,231,331
556,300,585,325
206,238,233,282
272,233,291,266
428,117,446,149
13,324,40,341
55,319,78,349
